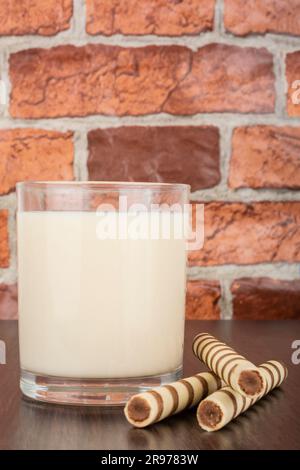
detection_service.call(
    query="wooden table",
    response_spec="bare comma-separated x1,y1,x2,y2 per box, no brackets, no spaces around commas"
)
0,320,299,450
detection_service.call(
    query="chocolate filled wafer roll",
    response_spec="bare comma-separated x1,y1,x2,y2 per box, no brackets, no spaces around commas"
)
124,371,223,428
197,360,287,432
193,333,266,398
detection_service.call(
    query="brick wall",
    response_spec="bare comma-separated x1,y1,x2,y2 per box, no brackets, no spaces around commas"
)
0,0,300,320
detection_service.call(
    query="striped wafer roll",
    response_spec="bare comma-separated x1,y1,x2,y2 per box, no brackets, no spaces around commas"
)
124,371,223,428
193,333,266,398
197,360,287,432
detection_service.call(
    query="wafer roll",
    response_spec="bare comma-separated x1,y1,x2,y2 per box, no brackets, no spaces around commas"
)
193,333,265,398
197,360,287,432
124,371,223,428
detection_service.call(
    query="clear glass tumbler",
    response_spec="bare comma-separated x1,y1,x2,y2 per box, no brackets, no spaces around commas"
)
17,182,190,405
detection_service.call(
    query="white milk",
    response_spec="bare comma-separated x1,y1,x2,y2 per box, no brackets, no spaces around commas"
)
17,211,186,378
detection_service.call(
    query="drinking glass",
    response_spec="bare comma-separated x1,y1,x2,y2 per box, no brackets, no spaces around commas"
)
17,181,189,405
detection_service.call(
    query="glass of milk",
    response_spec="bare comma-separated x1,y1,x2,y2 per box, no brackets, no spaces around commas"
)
17,181,190,405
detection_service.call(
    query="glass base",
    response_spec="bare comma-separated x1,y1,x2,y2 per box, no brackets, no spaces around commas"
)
20,367,183,406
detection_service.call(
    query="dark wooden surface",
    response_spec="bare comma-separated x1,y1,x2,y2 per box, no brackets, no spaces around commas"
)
0,320,299,450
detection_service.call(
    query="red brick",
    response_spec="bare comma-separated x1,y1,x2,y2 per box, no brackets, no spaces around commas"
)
86,0,215,36
186,280,221,320
0,210,9,268
0,284,17,320
0,129,74,195
189,202,300,266
232,278,300,319
0,0,72,36
229,126,300,189
88,126,220,191
9,44,275,118
224,0,300,36
286,51,300,117
163,44,274,115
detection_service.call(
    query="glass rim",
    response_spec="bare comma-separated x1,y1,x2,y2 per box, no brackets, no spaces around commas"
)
16,181,190,192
